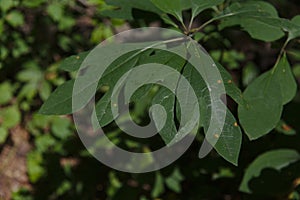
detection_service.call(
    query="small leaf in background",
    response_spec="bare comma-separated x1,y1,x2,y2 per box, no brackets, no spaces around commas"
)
0,82,13,105
39,80,52,101
242,63,259,87
287,49,300,61
58,16,76,30
12,37,30,58
22,0,45,8
35,134,56,152
165,167,184,193
211,50,245,70
223,50,245,70
238,72,283,140
58,35,72,51
17,68,43,82
289,191,300,200
107,171,124,197
239,149,300,193
6,11,24,27
275,120,296,136
0,127,8,144
0,0,14,12
151,0,183,23
0,106,21,129
51,117,72,140
27,151,45,183
47,2,64,22
289,15,300,40
0,43,8,61
272,54,297,105
212,167,234,180
91,24,113,44
293,64,300,78
31,114,51,129
55,181,72,196
151,172,165,198
102,0,162,20
18,83,38,101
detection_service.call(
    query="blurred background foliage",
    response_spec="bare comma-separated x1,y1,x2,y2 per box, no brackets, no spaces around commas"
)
0,0,300,199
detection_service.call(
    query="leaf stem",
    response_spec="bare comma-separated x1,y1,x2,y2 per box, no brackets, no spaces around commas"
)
188,16,194,32
189,9,264,34
271,38,289,74
189,13,233,33
190,18,216,33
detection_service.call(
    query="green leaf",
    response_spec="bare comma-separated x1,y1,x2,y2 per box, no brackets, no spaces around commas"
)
41,44,242,165
165,168,184,193
238,72,283,140
0,127,8,144
39,80,74,115
238,53,297,140
212,167,234,180
58,16,76,30
293,64,300,78
102,0,162,20
95,92,114,126
22,0,45,8
242,19,284,42
31,114,51,129
180,61,242,165
0,82,13,105
149,52,187,144
47,2,64,22
17,68,43,82
41,50,144,116
218,2,300,42
214,109,242,165
59,51,90,72
160,14,179,28
151,172,165,198
51,117,72,139
39,80,52,101
218,1,285,42
216,62,244,105
0,0,14,12
239,149,300,193
289,15,300,40
18,83,38,101
35,134,56,152
27,151,45,183
275,120,296,136
95,51,141,126
272,54,297,105
151,0,183,22
6,11,24,27
199,88,242,165
0,106,21,129
152,87,177,143
191,0,224,19
95,49,180,127
56,181,72,196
